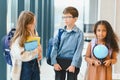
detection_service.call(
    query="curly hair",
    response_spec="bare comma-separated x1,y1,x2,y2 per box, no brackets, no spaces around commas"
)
94,20,119,53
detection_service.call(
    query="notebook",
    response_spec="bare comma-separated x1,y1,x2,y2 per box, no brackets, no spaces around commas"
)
24,40,38,51
24,36,40,59
24,40,38,58
24,36,40,51
26,36,40,45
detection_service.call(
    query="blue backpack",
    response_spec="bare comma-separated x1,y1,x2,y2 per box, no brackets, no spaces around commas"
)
1,28,16,66
46,29,64,65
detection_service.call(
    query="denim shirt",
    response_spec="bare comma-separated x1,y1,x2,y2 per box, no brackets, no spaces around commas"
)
51,26,84,68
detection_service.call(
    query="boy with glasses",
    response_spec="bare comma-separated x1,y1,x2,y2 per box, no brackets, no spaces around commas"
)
51,6,84,80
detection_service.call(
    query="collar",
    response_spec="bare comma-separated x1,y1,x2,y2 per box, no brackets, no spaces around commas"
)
63,25,79,33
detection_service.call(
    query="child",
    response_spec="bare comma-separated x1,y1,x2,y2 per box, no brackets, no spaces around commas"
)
85,20,119,80
10,11,42,80
51,6,84,80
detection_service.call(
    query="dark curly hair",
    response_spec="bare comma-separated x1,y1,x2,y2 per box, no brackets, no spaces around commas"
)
94,20,119,53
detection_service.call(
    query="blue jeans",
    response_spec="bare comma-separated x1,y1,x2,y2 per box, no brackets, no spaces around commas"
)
20,59,40,80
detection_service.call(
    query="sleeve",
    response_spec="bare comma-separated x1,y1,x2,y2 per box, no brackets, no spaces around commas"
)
85,42,94,65
71,32,84,67
110,51,117,64
50,34,59,65
10,38,38,62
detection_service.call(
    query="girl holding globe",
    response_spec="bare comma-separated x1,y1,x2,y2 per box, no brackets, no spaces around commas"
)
85,20,119,80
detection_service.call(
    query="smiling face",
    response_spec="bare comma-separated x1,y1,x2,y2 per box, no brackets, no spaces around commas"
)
96,24,107,41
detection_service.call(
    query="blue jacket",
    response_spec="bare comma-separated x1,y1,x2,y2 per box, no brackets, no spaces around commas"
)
51,25,84,68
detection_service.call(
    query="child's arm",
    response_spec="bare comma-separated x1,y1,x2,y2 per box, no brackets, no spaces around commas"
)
104,51,117,66
37,45,42,61
11,41,38,62
111,51,117,64
85,42,94,65
85,42,101,66
20,48,39,61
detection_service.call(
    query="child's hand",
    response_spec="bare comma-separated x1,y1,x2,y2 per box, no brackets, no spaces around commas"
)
103,60,111,67
37,53,42,61
54,63,62,71
66,65,75,73
37,45,42,53
93,60,101,66
91,59,101,66
94,60,101,66
90,59,95,65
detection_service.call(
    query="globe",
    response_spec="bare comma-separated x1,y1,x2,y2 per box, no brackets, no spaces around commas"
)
93,44,108,59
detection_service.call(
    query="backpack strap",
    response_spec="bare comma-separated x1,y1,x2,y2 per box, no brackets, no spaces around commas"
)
58,29,64,41
90,38,97,57
46,29,64,65
58,29,64,45
8,28,16,40
91,38,97,52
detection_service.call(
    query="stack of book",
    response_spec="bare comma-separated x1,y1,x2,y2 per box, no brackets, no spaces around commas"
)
24,36,40,58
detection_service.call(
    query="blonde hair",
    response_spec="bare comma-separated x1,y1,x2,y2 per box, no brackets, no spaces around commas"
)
11,11,35,47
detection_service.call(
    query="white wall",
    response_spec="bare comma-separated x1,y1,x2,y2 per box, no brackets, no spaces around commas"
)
98,0,115,27
115,0,120,37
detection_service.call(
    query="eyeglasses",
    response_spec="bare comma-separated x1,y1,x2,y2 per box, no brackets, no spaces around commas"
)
62,16,73,19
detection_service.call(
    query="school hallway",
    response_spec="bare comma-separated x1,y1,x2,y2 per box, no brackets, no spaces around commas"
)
0,0,120,80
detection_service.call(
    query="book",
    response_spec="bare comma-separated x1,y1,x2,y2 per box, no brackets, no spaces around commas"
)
24,40,38,51
24,36,40,58
24,36,40,51
26,36,40,45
